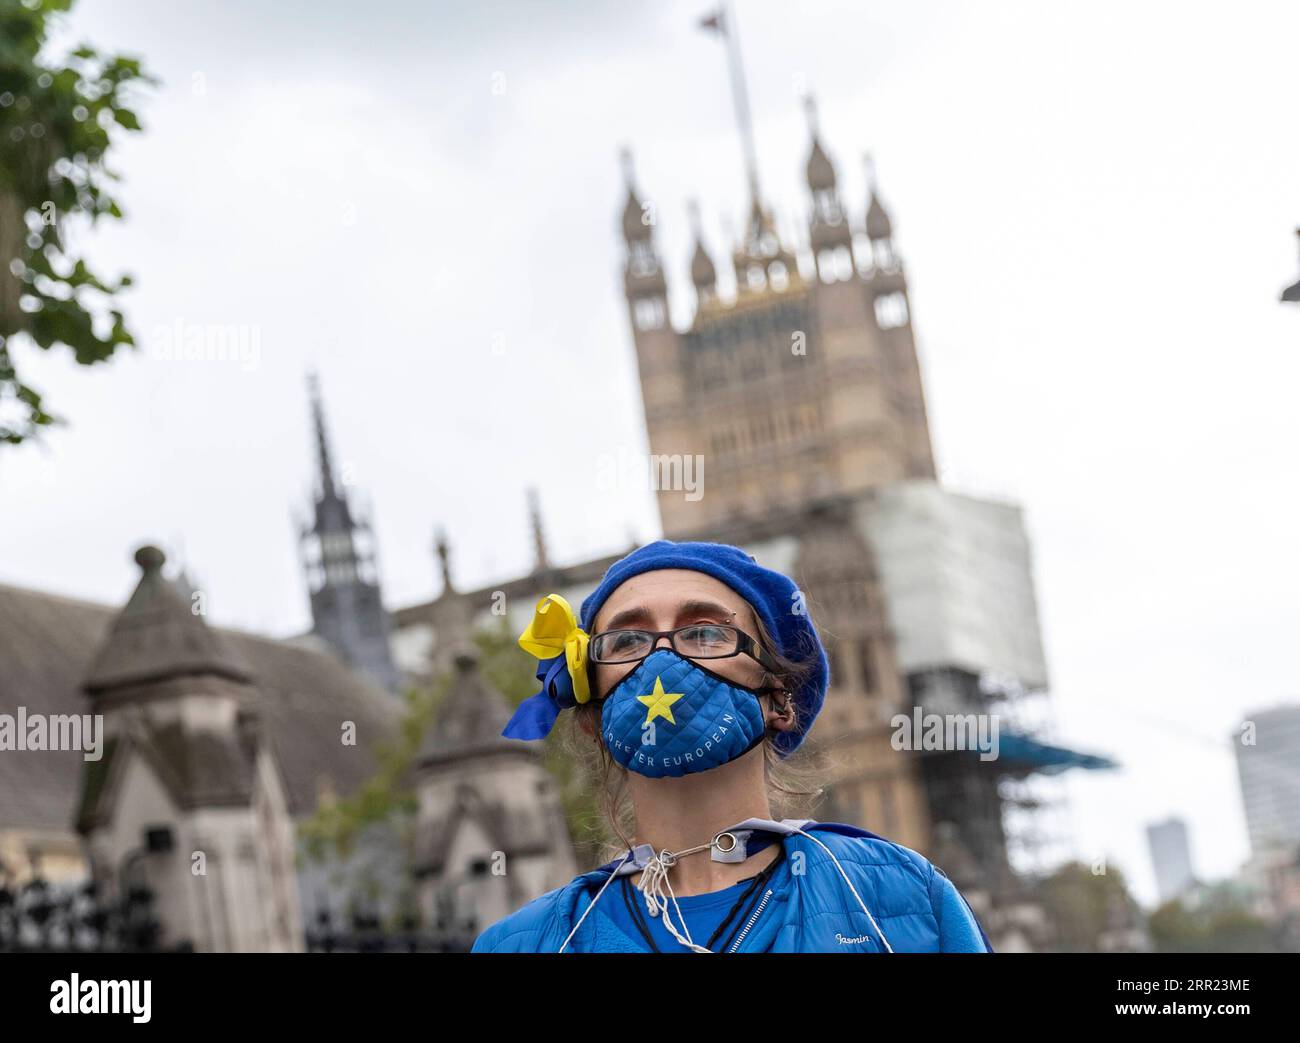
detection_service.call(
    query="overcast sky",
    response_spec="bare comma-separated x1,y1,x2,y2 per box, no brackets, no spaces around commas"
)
3,0,1298,905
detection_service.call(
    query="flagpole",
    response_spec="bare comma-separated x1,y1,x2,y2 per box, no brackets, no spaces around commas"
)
724,0,762,208
699,1,763,210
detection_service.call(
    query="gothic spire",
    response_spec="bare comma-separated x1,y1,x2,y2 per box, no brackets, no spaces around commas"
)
864,153,894,244
863,154,897,271
688,199,717,300
307,371,338,501
299,373,400,693
619,147,668,320
620,148,652,245
804,95,836,192
527,488,550,573
434,526,455,597
805,95,851,277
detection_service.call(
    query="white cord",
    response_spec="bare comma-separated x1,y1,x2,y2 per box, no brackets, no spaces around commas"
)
558,849,633,953
635,851,713,953
559,838,717,953
559,825,894,954
790,826,893,952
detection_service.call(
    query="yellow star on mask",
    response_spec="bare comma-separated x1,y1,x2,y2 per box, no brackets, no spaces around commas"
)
637,676,684,726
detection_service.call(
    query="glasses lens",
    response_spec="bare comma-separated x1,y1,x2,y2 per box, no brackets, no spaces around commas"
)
673,624,740,658
593,630,653,663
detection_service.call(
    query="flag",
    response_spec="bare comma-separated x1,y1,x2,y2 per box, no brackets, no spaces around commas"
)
698,8,726,34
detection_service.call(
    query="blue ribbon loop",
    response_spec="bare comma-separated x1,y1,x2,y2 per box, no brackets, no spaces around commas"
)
502,654,578,741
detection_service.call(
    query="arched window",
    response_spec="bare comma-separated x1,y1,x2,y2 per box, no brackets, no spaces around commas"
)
873,291,908,330
852,233,873,275
629,240,658,277
817,249,835,284
832,245,854,281
634,296,666,330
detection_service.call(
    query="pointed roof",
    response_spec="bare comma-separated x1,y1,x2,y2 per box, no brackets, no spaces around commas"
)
864,155,893,242
622,186,651,242
804,97,836,191
83,545,254,694
688,200,716,289
619,148,652,243
691,238,718,288
866,191,893,242
807,136,836,192
416,651,534,768
304,372,357,537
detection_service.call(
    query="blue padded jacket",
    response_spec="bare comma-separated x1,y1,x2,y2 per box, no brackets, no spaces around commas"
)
471,820,994,953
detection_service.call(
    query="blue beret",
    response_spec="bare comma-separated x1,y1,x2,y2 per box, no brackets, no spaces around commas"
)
580,540,828,756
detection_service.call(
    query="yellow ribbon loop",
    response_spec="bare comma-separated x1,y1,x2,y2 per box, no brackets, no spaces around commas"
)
518,593,591,704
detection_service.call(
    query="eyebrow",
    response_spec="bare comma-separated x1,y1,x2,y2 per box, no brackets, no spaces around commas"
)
601,598,741,631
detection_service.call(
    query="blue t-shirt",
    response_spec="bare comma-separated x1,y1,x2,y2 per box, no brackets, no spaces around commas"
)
604,873,765,953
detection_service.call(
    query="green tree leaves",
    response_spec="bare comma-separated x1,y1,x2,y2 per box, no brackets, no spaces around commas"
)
0,0,153,445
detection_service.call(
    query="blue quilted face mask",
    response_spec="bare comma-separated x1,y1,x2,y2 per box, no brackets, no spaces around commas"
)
599,648,770,778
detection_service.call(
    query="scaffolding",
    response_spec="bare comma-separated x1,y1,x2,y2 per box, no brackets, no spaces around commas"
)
860,481,1117,895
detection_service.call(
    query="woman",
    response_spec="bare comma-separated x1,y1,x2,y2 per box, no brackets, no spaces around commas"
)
471,539,992,953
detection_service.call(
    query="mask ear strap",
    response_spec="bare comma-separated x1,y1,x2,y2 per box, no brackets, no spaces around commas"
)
754,676,791,703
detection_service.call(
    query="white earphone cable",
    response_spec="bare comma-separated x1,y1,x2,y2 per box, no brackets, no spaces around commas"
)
558,849,633,953
635,852,713,953
790,826,893,952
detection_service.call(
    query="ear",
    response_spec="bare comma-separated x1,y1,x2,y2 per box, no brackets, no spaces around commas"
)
764,691,796,734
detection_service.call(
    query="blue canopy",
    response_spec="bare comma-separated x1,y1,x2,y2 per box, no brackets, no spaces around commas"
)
992,731,1118,774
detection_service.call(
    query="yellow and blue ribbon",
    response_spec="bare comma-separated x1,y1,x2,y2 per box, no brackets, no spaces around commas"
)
502,594,591,741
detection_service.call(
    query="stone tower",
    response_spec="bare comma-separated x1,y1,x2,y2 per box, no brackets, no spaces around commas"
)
298,373,401,693
620,104,936,538
78,546,303,952
412,645,578,934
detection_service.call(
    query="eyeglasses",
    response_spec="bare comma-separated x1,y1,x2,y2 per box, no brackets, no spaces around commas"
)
588,623,778,670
